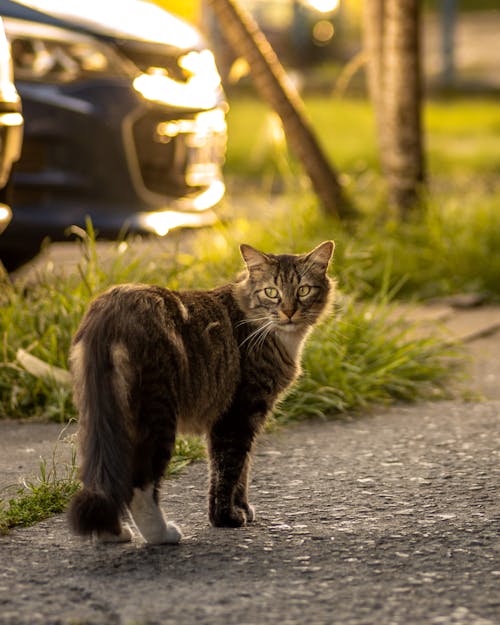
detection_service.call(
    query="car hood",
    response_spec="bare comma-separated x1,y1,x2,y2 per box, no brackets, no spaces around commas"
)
0,0,204,51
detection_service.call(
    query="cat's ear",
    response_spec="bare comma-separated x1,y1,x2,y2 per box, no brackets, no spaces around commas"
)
304,240,335,270
240,244,271,269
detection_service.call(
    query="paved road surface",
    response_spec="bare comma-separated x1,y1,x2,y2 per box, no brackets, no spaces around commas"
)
0,401,498,625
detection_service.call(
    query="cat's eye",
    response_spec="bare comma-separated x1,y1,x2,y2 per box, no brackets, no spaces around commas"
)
297,285,312,298
264,287,280,299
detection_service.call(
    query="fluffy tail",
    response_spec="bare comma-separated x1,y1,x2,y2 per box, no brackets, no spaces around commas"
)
68,338,134,537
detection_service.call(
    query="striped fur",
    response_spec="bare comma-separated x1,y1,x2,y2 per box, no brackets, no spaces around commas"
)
68,242,334,542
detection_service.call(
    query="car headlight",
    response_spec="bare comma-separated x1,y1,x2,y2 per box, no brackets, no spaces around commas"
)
133,50,222,110
0,18,20,105
4,18,133,83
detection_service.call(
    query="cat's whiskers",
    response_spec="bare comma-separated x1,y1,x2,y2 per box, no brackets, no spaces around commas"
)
239,319,272,347
251,322,275,354
239,323,263,348
235,315,270,328
239,319,275,353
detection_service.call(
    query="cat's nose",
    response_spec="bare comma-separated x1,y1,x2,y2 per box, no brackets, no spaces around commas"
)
280,308,295,322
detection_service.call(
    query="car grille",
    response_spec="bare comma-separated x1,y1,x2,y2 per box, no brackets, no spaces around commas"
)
15,137,48,173
131,111,194,197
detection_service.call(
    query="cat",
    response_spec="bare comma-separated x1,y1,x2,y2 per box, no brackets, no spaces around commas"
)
68,241,334,544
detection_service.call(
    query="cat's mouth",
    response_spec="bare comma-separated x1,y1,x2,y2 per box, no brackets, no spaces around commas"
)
275,320,301,333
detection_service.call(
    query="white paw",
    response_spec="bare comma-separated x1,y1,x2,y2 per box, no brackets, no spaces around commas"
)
164,522,182,545
141,521,182,545
129,485,182,545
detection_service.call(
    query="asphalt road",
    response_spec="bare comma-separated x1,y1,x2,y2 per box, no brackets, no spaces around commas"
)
0,400,498,625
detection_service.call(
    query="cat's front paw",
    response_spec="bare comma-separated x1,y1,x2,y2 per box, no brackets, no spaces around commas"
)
210,506,246,528
238,502,255,523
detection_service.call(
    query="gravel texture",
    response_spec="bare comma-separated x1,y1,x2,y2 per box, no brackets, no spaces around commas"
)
0,400,499,625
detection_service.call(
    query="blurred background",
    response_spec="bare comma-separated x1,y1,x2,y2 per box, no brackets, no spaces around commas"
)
158,0,500,93
0,0,498,274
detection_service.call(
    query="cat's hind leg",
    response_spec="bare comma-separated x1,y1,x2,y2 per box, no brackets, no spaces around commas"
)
129,483,182,545
128,399,182,544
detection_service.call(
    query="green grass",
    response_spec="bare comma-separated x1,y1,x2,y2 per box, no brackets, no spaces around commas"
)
168,437,206,476
226,95,500,185
424,98,500,181
0,445,79,534
226,96,378,181
0,482,79,534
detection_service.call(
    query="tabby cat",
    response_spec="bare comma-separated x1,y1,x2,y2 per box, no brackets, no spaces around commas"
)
69,241,334,544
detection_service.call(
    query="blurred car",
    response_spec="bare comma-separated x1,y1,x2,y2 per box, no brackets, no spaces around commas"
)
0,15,23,239
0,0,227,270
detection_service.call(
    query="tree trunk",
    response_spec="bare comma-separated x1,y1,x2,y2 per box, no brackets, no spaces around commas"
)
384,0,425,212
206,0,355,219
362,0,388,173
363,0,425,215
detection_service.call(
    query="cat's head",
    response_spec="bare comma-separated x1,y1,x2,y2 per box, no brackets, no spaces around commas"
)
235,241,335,334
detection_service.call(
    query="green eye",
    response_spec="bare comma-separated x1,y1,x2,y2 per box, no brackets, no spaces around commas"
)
297,285,312,297
264,287,280,299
